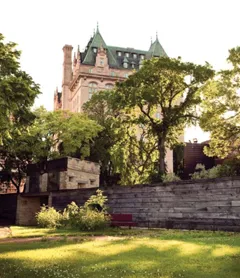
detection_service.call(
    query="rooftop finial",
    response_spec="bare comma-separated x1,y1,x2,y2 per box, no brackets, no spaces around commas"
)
97,22,99,32
156,31,158,40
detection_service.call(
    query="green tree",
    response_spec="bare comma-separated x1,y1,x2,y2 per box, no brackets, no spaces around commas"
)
84,90,159,185
0,33,40,143
83,90,120,185
0,108,102,192
115,57,214,177
200,47,240,159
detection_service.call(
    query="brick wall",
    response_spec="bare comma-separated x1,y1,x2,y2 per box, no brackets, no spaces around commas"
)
51,177,240,232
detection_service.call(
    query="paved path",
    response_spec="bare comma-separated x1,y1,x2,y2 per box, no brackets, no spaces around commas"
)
0,227,12,238
0,235,125,244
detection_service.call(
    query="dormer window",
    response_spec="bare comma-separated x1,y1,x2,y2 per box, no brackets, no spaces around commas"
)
117,51,121,56
125,53,129,57
140,55,145,60
93,48,97,53
123,62,128,68
133,53,137,59
132,63,135,69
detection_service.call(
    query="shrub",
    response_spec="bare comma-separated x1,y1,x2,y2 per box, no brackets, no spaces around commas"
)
78,208,110,231
36,206,62,228
60,190,110,231
191,163,237,180
162,173,181,182
61,202,80,228
84,189,108,212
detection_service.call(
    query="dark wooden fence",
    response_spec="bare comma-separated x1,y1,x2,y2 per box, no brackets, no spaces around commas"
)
0,194,18,225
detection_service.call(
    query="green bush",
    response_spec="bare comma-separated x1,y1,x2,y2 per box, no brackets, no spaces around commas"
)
162,173,181,182
36,190,110,231
191,163,237,180
85,189,108,212
36,206,62,228
77,208,110,231
61,202,80,228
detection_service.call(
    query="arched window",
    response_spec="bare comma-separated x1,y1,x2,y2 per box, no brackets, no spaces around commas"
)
88,82,98,99
105,83,114,90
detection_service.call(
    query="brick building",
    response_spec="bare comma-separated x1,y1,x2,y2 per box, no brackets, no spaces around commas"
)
54,26,167,112
53,26,175,171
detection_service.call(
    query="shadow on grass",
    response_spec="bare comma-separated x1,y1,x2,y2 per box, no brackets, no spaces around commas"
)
0,235,240,278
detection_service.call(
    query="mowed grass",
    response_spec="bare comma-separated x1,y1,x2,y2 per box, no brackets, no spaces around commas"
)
0,228,240,278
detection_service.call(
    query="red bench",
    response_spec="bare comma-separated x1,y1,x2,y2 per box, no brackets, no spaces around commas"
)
110,213,137,229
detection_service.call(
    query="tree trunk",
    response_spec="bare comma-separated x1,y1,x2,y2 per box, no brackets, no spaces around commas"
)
158,137,166,175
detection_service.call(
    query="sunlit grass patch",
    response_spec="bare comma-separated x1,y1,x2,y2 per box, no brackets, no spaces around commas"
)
0,230,240,278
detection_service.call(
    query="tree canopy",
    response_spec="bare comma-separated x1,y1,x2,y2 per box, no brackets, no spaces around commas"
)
0,108,102,192
114,57,214,177
0,33,41,143
200,47,240,159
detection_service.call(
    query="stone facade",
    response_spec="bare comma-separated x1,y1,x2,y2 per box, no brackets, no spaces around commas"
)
25,157,100,193
16,195,41,226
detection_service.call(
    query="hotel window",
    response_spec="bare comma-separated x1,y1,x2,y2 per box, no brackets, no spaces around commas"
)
105,83,114,89
133,53,137,59
118,51,121,56
125,53,129,57
140,55,145,60
88,82,97,99
93,48,97,53
123,62,128,69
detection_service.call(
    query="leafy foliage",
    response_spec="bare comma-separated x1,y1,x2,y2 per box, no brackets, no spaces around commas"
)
37,190,110,231
200,46,240,159
36,206,62,228
84,90,158,185
190,163,237,180
114,57,214,177
0,33,40,143
0,107,102,192
162,172,181,183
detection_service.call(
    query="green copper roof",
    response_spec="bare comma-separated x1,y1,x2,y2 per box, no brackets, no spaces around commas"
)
148,37,167,57
81,28,167,69
91,29,107,49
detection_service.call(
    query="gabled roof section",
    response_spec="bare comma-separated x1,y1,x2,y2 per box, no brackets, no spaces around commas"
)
80,27,167,68
91,27,107,49
148,35,167,57
82,27,119,66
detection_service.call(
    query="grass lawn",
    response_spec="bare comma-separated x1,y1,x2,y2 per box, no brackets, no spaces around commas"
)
0,227,240,278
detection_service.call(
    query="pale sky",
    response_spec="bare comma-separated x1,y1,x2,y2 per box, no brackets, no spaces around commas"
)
1,0,239,142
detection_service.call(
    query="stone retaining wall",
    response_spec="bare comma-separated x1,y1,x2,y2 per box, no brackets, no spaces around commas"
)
51,177,240,232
